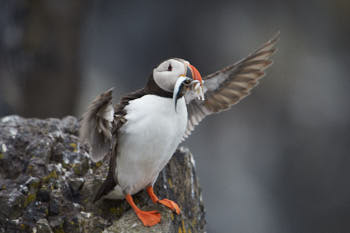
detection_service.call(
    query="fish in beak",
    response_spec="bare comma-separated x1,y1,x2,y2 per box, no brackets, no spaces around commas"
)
188,64,205,101
173,64,204,112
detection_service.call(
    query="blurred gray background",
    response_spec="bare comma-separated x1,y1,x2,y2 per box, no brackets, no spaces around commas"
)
1,0,350,232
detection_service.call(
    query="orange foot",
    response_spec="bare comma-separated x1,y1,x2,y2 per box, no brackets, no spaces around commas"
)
158,198,181,215
135,210,161,227
146,186,181,215
125,194,161,227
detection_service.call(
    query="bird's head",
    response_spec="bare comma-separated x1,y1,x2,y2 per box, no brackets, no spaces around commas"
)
153,58,204,111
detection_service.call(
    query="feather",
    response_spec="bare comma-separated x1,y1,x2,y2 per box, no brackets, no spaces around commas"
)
79,88,114,162
183,32,279,139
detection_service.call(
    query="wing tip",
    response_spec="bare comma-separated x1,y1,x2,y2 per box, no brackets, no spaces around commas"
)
257,31,280,54
264,31,280,48
270,31,281,43
105,87,114,96
98,87,114,102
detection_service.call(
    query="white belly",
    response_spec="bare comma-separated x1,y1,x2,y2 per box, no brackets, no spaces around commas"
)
108,95,187,198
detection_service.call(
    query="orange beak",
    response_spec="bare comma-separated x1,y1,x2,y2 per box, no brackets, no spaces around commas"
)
174,63,204,111
187,64,203,86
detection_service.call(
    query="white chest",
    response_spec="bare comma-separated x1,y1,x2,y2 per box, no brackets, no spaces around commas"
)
116,95,187,195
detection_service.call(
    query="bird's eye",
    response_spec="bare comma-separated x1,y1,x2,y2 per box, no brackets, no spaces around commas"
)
167,64,172,71
184,79,191,85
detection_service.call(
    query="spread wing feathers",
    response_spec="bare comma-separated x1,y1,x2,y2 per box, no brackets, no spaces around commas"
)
79,88,115,162
184,32,279,139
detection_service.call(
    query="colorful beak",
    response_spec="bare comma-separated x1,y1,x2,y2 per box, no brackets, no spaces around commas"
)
187,63,205,101
186,64,203,86
173,63,204,112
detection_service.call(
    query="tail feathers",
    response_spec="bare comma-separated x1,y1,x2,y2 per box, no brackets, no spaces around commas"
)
80,88,114,162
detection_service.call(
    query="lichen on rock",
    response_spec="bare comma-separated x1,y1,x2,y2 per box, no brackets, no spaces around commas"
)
0,116,206,233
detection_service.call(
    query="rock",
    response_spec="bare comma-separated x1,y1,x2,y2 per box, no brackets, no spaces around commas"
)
35,218,53,233
48,199,60,216
0,115,206,233
36,189,50,202
48,215,64,232
68,177,85,195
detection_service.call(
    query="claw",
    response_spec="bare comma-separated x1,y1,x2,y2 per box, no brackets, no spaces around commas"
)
125,194,161,227
146,186,181,215
158,199,181,215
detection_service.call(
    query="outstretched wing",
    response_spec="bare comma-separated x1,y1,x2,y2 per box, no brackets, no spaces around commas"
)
184,32,279,138
79,88,115,162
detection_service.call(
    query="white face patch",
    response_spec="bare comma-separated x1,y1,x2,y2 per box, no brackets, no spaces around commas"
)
153,59,187,92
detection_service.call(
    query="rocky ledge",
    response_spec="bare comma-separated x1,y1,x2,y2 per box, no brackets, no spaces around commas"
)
0,116,206,233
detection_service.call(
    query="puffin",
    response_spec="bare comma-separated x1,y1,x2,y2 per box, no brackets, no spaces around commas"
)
79,33,279,227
